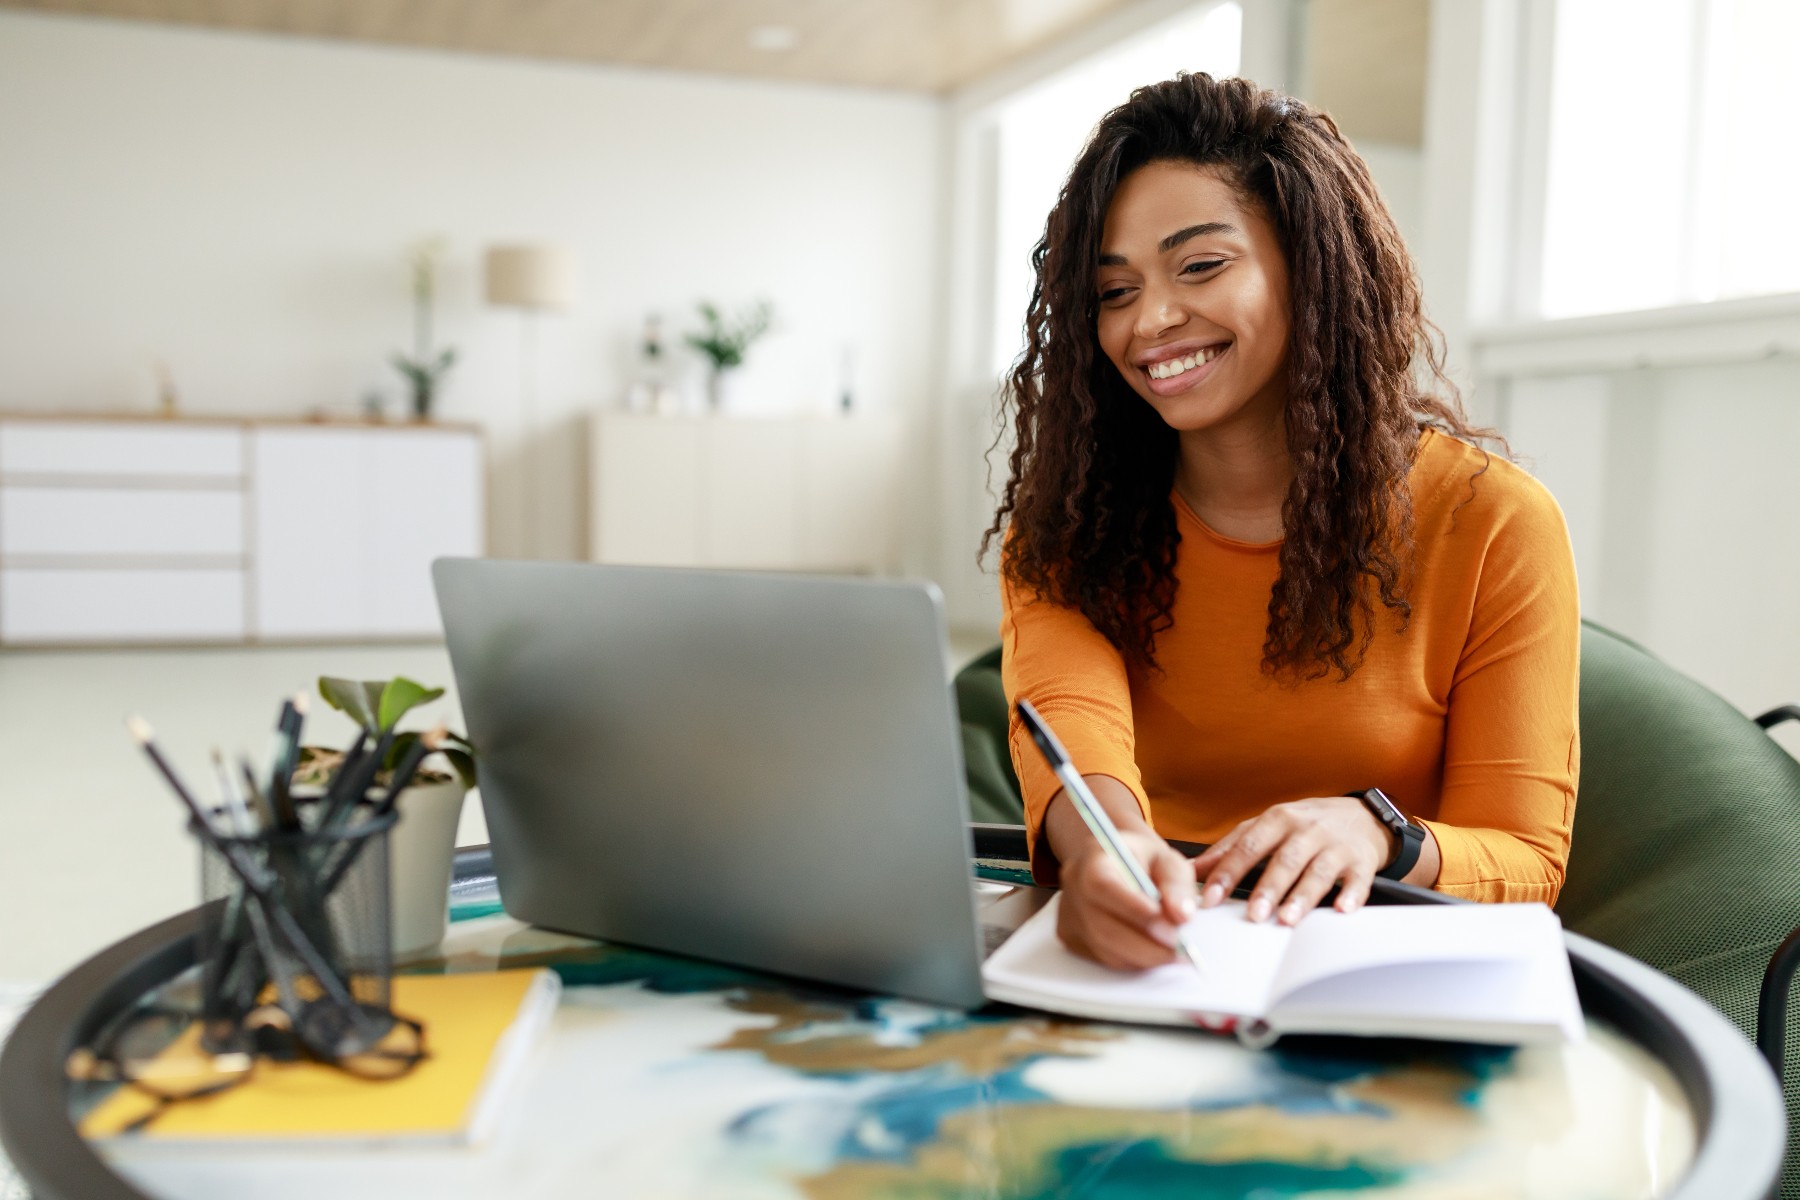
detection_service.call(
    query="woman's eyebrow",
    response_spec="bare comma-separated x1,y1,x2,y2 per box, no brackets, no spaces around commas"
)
1096,221,1241,266
1159,221,1238,252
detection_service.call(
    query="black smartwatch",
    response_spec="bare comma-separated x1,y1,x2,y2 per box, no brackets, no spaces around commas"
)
1349,787,1425,881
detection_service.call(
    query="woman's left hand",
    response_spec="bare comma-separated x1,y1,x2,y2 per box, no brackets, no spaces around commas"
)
1190,797,1392,924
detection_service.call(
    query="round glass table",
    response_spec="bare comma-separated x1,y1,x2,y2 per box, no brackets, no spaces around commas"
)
0,849,1783,1199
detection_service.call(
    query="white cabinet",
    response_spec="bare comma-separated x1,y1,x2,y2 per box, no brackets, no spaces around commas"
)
1,568,247,642
0,416,484,645
251,426,483,639
0,418,250,643
590,413,900,573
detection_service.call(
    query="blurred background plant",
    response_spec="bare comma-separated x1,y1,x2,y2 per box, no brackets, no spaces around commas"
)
390,236,457,421
685,299,773,409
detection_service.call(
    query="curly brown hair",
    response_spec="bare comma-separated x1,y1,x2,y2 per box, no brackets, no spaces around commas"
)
983,73,1499,680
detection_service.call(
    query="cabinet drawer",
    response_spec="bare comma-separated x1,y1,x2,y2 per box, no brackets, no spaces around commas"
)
0,487,245,557
0,421,243,479
0,568,246,642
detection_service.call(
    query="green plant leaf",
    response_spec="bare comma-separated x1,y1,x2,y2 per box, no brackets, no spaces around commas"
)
377,676,443,733
318,676,383,732
384,730,419,773
442,747,478,789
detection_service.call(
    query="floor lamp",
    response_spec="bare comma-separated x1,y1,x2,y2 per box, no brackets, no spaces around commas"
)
484,244,577,559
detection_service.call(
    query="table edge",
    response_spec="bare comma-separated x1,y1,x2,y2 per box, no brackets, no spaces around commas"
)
1,869,1782,1200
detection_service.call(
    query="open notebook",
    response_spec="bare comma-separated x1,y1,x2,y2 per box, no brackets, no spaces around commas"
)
982,896,1583,1046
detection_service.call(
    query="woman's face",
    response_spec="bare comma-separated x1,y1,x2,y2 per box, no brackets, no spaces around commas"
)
1094,160,1292,436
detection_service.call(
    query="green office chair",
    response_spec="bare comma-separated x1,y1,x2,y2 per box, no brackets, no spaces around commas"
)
954,625,1800,1194
1561,621,1800,1198
954,645,1025,826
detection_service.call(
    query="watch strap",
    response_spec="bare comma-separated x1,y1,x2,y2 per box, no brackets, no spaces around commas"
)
1380,820,1425,881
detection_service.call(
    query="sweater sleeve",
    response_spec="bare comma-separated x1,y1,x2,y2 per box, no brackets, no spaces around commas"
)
1421,477,1581,904
999,571,1152,885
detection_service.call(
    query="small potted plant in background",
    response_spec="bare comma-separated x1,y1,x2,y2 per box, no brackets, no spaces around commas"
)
299,675,475,958
390,236,458,422
685,298,773,412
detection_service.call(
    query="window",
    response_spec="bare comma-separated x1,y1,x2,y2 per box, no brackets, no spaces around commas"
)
987,3,1242,376
1537,0,1800,318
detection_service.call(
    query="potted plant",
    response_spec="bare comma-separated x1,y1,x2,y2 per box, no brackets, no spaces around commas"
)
299,675,476,957
390,237,458,422
685,299,773,411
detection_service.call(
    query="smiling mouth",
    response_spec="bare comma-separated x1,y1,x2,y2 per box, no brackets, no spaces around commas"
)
1141,343,1229,389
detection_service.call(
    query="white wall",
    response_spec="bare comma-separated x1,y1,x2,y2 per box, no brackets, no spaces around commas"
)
1503,358,1800,754
0,11,945,563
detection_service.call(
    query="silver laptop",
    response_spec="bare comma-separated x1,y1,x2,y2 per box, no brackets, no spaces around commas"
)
432,559,987,1009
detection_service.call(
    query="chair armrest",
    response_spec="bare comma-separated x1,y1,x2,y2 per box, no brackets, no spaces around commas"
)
1757,925,1800,1077
1753,705,1800,730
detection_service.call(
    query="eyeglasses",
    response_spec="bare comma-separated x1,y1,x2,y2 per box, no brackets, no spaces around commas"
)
68,1000,427,1133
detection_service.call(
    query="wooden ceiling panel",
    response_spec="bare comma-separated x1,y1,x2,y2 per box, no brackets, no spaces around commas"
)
1302,0,1429,146
2,0,1142,92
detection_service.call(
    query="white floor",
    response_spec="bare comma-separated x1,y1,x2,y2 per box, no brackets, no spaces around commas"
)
0,631,1001,988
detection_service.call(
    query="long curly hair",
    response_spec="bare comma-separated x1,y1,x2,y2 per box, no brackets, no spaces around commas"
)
983,73,1499,680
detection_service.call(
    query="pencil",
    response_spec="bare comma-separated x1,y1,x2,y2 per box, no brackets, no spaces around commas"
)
267,694,306,831
126,716,218,835
321,726,445,893
128,718,359,1026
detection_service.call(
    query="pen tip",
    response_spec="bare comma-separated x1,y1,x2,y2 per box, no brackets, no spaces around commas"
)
125,715,153,744
293,691,310,714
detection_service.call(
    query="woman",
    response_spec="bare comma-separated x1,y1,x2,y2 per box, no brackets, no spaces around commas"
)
987,74,1579,971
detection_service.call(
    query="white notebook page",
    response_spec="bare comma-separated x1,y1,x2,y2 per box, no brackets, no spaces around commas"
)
982,896,1294,1018
1268,903,1565,1006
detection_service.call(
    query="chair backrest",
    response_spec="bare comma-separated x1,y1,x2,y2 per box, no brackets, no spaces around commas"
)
954,646,1026,826
1566,620,1800,1197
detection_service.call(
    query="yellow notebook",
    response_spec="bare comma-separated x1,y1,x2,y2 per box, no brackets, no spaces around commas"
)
81,968,560,1147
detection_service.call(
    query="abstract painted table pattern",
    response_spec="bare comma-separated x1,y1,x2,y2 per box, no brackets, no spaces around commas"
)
96,907,1695,1200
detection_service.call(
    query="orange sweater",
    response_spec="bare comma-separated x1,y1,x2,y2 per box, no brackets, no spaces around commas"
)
1001,430,1580,904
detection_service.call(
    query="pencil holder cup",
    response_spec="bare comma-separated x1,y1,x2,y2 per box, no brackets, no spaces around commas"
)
196,798,400,1061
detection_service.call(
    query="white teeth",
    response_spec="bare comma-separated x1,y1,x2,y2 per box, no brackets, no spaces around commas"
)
1147,349,1222,380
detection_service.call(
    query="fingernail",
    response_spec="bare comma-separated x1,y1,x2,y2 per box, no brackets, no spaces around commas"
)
1148,921,1178,948
1248,897,1270,922
1279,902,1301,925
1202,884,1224,908
1180,895,1198,917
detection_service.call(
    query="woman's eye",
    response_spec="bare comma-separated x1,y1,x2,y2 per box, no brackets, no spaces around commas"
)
1183,260,1225,276
1098,286,1133,304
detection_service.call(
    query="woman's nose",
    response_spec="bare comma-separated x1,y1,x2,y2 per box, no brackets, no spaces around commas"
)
1134,289,1187,340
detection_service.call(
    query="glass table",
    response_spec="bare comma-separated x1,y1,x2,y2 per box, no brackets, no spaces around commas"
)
0,847,1783,1199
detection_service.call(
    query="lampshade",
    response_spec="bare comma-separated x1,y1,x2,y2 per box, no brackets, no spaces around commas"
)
484,244,578,310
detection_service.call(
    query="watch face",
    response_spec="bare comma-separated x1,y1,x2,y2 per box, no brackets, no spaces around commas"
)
1364,787,1407,830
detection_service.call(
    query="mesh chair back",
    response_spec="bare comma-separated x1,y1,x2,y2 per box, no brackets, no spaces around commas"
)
954,646,1025,825
1565,620,1800,1196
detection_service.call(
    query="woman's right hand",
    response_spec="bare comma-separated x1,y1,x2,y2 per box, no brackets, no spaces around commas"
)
1043,777,1198,971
